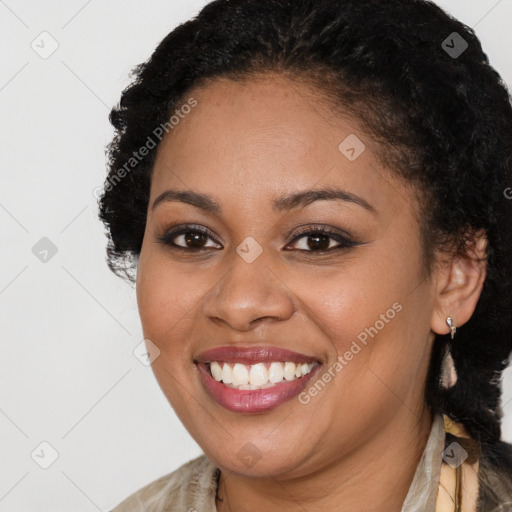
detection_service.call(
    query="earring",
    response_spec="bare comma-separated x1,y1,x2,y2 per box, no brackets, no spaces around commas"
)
441,316,458,389
446,316,457,340
440,346,457,388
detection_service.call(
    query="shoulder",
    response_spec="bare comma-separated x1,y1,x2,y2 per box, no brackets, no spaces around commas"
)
109,454,219,512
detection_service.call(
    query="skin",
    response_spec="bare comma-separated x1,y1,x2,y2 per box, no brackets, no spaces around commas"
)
136,73,487,511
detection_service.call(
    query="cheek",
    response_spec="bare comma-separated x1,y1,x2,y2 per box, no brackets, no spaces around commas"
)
295,240,425,383
135,250,206,415
136,249,200,357
294,259,408,351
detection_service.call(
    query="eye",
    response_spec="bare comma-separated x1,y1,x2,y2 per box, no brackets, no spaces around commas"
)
155,224,222,251
155,224,360,253
286,226,359,252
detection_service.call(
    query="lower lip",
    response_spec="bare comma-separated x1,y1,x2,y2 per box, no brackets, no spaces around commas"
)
196,363,322,413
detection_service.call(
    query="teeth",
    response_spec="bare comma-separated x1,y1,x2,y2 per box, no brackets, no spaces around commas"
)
211,361,223,381
232,363,249,386
207,361,317,390
221,362,233,384
268,362,284,383
249,363,268,386
284,362,296,380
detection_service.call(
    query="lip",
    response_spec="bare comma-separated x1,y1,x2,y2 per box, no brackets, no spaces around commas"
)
194,345,323,413
194,345,321,365
196,363,322,413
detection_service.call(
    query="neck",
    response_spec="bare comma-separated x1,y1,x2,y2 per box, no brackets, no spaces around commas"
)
216,406,434,512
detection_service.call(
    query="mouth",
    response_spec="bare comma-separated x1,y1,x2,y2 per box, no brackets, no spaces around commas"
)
194,345,322,413
204,360,318,389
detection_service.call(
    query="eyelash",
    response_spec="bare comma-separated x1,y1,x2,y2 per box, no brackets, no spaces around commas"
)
155,224,360,254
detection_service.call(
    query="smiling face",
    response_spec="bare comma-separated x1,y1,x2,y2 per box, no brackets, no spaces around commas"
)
136,73,439,479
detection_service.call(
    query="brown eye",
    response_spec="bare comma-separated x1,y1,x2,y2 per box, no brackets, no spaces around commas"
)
287,227,359,252
156,225,222,250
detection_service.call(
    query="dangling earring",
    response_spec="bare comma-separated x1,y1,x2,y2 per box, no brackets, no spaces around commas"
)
441,316,457,388
446,316,457,340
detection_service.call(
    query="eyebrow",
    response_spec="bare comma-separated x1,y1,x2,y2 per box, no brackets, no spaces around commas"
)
151,187,377,215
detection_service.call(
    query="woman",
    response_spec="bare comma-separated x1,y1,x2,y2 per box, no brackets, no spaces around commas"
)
99,0,512,510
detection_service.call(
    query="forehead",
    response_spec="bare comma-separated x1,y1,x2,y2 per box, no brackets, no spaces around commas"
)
150,74,414,222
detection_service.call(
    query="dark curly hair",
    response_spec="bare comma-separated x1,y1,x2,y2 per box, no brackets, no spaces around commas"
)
99,0,512,490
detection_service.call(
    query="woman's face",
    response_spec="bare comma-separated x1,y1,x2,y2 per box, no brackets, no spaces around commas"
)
136,74,439,478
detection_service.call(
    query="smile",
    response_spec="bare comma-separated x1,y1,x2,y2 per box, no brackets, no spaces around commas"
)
194,345,323,413
208,361,317,389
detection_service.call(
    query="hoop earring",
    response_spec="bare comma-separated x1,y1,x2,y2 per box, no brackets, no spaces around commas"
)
446,316,457,340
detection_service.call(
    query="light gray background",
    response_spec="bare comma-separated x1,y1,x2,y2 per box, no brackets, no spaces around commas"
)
1,1,511,510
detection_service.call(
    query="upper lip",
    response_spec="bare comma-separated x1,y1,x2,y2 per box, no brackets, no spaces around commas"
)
194,345,321,365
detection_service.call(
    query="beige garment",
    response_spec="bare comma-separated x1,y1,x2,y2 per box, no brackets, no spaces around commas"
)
110,454,218,512
400,412,446,512
435,416,480,512
108,413,472,512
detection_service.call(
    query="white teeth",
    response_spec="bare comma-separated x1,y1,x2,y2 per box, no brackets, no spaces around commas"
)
221,363,233,384
211,361,223,381
284,362,296,380
249,363,268,386
232,363,249,386
208,361,317,389
268,362,284,383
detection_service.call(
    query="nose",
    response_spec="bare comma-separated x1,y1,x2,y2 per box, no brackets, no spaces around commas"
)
202,253,295,331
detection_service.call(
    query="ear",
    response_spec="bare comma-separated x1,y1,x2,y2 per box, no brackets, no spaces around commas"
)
431,230,488,336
